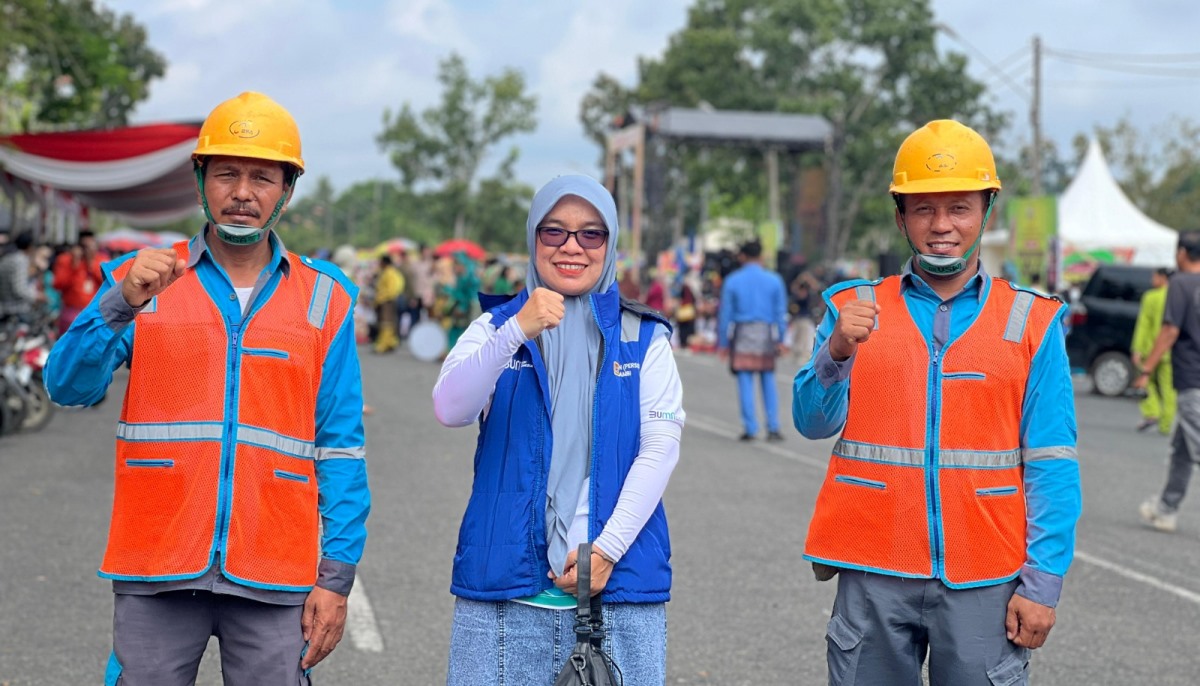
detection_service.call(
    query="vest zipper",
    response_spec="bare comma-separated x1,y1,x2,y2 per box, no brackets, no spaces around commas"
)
588,297,605,542
928,346,942,578
215,324,241,558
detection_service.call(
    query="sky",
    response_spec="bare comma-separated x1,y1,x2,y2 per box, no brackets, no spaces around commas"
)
100,0,1200,198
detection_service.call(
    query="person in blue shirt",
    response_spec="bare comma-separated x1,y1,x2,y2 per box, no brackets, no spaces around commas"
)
793,120,1080,685
43,92,368,686
717,240,789,441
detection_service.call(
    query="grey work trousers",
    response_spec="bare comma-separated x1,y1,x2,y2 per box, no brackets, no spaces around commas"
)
1160,388,1200,512
826,570,1030,686
107,590,310,686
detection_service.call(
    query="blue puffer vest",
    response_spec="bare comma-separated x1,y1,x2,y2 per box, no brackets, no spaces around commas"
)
450,284,672,603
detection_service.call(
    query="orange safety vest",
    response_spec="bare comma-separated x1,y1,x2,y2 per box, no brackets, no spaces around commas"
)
100,241,353,590
803,276,1062,587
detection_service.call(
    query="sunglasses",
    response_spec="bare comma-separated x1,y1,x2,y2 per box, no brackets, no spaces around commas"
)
536,227,609,250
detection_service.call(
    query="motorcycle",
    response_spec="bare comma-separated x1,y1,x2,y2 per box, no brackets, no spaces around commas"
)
0,313,56,435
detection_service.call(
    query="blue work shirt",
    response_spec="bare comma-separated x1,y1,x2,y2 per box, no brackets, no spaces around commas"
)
792,260,1081,607
44,228,370,603
717,262,789,349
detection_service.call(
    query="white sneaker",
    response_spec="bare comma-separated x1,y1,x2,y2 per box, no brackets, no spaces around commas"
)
1139,498,1178,532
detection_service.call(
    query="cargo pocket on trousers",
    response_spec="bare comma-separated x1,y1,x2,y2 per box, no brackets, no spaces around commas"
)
986,647,1030,686
826,614,863,685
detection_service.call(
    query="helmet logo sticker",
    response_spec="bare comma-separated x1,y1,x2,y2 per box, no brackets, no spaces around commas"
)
925,153,956,173
229,121,260,139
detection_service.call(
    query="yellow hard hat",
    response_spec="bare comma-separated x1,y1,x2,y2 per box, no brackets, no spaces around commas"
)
192,91,304,175
889,120,999,195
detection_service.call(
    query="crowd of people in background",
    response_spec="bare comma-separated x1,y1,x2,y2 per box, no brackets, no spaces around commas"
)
316,237,843,365
0,229,107,336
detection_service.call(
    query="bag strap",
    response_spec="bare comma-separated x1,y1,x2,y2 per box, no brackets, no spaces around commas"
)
575,542,592,619
573,543,607,645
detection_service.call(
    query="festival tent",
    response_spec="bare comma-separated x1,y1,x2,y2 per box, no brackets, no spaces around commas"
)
0,123,202,234
1057,138,1177,272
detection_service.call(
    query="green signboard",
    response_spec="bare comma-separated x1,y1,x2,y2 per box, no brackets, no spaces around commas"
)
1007,196,1057,288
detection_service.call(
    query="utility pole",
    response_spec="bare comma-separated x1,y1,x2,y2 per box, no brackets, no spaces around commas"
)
1031,35,1043,197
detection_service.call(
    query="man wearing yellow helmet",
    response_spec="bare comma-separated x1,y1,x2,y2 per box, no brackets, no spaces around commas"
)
792,120,1081,684
45,92,370,685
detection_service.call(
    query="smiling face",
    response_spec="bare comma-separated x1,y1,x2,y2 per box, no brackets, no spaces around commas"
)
200,155,290,227
896,190,988,269
534,195,609,296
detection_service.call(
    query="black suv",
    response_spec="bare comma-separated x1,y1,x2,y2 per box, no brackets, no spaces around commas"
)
1066,264,1156,396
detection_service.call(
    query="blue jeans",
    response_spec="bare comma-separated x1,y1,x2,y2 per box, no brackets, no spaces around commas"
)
737,370,779,435
447,598,667,686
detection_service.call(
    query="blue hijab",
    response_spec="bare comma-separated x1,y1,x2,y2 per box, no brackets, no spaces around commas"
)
524,175,619,575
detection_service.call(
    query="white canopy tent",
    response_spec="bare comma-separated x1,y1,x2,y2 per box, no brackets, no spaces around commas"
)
1058,138,1177,268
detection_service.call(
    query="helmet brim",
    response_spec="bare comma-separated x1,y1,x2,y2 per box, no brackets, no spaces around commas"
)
192,143,304,174
890,178,1000,195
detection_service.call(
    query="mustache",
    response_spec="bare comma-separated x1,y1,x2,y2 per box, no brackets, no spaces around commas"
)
220,203,260,219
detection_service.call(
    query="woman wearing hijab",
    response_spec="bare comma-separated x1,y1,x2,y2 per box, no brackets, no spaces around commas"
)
433,175,686,685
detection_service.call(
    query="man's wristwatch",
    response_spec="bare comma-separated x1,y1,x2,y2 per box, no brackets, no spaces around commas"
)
1138,367,1151,377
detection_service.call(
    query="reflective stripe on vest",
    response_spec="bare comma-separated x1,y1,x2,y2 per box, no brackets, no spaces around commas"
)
100,242,349,590
804,276,1062,587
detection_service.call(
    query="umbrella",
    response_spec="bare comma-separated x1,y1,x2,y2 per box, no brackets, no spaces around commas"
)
433,238,486,260
148,230,189,247
374,237,418,256
98,228,156,253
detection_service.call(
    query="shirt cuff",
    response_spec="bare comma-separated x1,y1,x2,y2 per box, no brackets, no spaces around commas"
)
1014,564,1063,608
500,315,530,346
100,284,145,331
592,531,625,564
316,558,357,596
813,341,855,387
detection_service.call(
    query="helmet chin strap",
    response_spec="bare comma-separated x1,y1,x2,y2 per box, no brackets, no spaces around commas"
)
194,166,294,246
899,194,996,277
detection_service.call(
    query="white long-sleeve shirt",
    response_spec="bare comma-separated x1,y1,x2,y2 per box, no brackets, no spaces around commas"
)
433,312,685,562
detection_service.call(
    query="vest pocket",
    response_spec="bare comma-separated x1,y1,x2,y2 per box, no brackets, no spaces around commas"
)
834,475,887,490
243,347,290,360
976,486,1019,497
273,469,310,484
943,371,986,380
124,459,174,468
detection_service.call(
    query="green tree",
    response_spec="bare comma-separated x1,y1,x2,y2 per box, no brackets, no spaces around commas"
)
377,53,537,241
582,0,1003,261
0,0,165,133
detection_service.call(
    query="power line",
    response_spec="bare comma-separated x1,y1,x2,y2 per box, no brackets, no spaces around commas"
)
1045,47,1200,64
1002,56,1032,81
1046,52,1200,78
935,22,1031,102
995,46,1030,72
1046,78,1200,89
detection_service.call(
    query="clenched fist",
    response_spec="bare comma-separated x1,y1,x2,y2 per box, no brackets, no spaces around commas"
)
515,287,565,339
121,248,187,308
828,299,880,361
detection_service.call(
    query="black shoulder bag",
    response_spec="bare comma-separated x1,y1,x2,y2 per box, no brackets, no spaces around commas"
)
553,543,623,686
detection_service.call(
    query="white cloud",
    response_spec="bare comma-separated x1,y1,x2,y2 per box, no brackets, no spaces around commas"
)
385,0,479,61
95,0,1200,200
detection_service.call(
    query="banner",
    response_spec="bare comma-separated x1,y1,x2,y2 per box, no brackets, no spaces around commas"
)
1007,196,1057,289
758,220,782,270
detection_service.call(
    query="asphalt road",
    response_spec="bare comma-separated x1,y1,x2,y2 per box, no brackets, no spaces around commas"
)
1,346,1198,684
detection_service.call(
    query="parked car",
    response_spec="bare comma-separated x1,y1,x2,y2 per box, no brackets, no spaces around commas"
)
1065,264,1156,396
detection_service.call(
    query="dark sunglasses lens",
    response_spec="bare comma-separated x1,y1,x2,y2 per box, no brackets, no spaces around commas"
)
578,231,608,249
538,228,567,247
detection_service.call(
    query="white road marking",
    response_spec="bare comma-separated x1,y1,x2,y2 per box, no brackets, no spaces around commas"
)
685,413,830,471
1075,550,1200,605
692,413,1200,607
347,577,384,652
